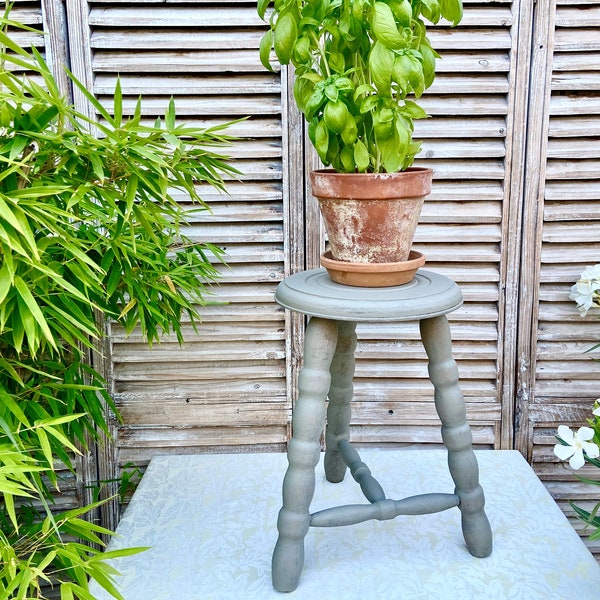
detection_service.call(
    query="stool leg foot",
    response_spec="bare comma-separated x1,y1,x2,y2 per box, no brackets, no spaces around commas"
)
272,317,338,592
325,321,357,483
420,315,493,558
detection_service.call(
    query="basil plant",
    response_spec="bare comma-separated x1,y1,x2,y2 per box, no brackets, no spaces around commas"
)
259,0,463,173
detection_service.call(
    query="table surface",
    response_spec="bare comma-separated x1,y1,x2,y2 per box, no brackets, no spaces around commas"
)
274,269,463,321
89,449,600,600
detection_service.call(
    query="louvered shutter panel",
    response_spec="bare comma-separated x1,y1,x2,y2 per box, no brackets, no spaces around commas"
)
64,1,293,500
516,0,600,558
341,0,518,449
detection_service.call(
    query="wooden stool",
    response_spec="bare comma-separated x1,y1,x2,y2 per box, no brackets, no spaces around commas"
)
271,269,493,592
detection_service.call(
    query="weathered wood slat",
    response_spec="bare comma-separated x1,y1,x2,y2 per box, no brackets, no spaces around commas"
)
117,427,288,449
415,117,508,138
348,401,501,423
113,340,286,363
347,379,497,400
88,7,265,27
546,159,600,179
349,424,496,446
92,50,270,73
116,400,289,427
184,222,282,243
548,138,600,159
417,139,506,159
553,72,600,91
417,244,501,262
553,52,600,71
550,95,600,115
549,116,600,137
97,96,281,116
418,96,508,115
554,28,600,51
555,6,600,28
540,243,600,264
414,223,502,242
544,202,600,221
113,379,287,400
355,341,499,360
357,321,499,341
184,201,282,222
542,220,600,243
94,74,281,95
91,29,264,50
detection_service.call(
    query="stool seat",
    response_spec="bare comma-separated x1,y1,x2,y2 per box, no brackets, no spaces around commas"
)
271,269,493,592
275,268,462,321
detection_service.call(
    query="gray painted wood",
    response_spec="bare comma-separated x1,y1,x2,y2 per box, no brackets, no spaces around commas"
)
271,270,492,591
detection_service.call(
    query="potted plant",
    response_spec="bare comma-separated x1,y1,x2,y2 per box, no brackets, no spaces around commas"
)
258,0,463,286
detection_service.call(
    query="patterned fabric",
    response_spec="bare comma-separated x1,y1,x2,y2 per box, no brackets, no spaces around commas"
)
90,450,600,599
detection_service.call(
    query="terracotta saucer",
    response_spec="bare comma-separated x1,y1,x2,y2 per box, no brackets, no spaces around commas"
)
320,250,426,288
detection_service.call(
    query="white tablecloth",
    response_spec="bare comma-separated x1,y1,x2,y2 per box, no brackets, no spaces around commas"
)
89,449,600,600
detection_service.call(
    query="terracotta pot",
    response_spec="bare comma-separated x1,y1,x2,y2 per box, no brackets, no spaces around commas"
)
310,168,433,264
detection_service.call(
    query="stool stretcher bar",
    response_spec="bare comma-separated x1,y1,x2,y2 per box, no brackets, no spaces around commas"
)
309,440,460,527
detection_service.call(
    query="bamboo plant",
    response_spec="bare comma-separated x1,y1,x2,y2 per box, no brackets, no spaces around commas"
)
0,14,237,600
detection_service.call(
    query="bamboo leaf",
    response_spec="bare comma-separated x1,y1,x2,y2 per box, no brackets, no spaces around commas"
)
113,77,123,127
14,276,57,352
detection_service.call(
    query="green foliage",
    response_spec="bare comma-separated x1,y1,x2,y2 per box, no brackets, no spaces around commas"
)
0,13,237,599
259,0,463,172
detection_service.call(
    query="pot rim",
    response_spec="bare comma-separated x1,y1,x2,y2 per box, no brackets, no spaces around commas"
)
310,167,433,200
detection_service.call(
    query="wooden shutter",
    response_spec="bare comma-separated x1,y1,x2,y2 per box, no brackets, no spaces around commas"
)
516,0,600,558
63,0,300,518
332,0,524,450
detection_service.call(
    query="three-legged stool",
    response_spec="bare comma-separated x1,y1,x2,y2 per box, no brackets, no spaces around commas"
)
271,269,493,592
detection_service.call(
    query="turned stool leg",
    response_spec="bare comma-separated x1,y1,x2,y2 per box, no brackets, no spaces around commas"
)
324,321,357,483
272,316,339,592
419,315,493,558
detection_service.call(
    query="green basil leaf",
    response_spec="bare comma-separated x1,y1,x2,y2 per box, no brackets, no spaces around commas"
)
389,0,413,28
419,42,437,88
407,54,425,97
392,54,412,96
259,31,274,71
369,41,394,95
324,83,339,102
294,77,315,112
305,87,325,118
257,0,271,20
341,119,358,145
274,12,298,64
441,0,463,26
403,100,428,120
325,133,340,166
371,2,405,50
359,94,380,114
354,139,370,172
315,119,330,163
340,145,356,172
378,133,403,173
292,36,311,66
421,0,441,24
324,100,350,133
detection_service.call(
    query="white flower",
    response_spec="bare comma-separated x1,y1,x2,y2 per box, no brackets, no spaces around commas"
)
582,264,600,281
570,264,600,316
554,425,600,469
593,401,600,418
